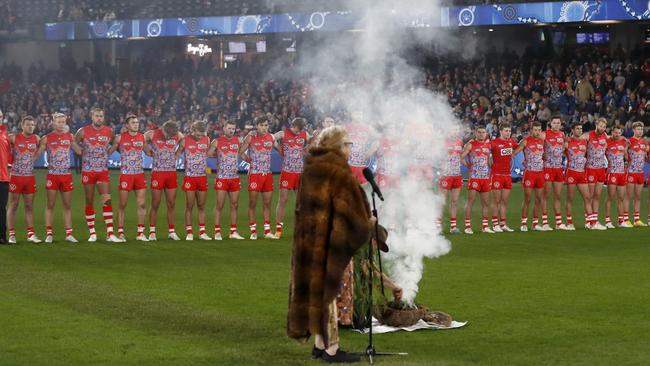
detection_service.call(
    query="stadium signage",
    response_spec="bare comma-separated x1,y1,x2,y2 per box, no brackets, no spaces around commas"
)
187,43,213,56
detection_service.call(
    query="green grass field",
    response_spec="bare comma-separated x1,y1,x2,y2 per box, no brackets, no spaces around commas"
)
1,170,649,365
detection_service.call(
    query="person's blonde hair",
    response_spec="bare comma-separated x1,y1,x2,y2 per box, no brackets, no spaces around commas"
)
596,117,608,126
632,121,644,129
191,120,207,133
317,125,347,150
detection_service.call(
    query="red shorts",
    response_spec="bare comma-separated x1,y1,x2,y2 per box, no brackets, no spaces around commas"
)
151,171,178,190
9,175,36,194
81,170,109,185
248,173,274,192
182,176,208,191
544,167,564,183
468,178,491,192
280,171,301,190
565,170,587,185
350,166,367,184
586,168,607,184
214,177,241,192
607,173,627,187
377,174,400,189
491,174,512,190
438,175,463,190
46,174,74,192
119,173,147,191
523,171,545,189
627,172,645,185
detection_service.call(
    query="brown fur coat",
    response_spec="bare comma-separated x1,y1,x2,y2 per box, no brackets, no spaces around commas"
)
287,147,371,346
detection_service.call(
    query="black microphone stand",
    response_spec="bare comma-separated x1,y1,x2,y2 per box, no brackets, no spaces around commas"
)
354,191,407,364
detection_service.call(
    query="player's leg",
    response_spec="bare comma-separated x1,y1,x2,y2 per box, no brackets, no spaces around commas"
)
83,183,97,240
97,181,117,240
577,183,592,228
275,188,290,238
262,191,274,238
184,189,196,240
521,186,533,231
500,188,512,230
632,183,644,225
23,193,39,242
214,189,226,239
449,187,461,233
135,189,147,240
61,190,76,241
164,188,178,239
604,184,615,228
617,184,629,227
45,189,57,241
592,182,604,226
533,188,544,230
149,188,162,240
117,189,129,239
479,191,492,233
248,190,259,239
542,180,552,229
196,190,208,240
228,190,242,238
491,188,502,231
552,181,563,228
464,188,476,234
7,192,20,242
566,184,575,228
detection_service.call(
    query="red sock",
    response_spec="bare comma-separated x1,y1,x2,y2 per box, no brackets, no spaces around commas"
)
623,212,629,222
230,224,236,235
85,206,96,235
593,211,599,225
605,215,611,225
635,211,640,221
464,218,471,229
567,215,573,225
199,224,206,236
65,227,73,236
249,222,257,235
27,226,35,238
276,222,283,235
533,216,539,227
450,217,457,229
117,226,124,235
482,217,488,230
137,224,144,235
102,205,114,235
46,226,53,235
149,225,156,234
500,218,507,228
215,225,221,235
186,225,193,235
491,216,499,227
555,213,562,226
168,224,175,233
8,228,15,237
618,215,624,225
542,214,548,226
521,217,527,226
263,221,271,235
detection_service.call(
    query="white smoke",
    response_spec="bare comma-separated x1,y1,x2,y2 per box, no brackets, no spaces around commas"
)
276,1,467,305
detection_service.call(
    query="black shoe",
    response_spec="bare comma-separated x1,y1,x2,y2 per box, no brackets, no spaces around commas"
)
311,346,324,359
321,349,361,364
0,238,6,245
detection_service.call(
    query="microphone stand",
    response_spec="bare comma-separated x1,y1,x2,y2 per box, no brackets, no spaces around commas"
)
354,191,407,364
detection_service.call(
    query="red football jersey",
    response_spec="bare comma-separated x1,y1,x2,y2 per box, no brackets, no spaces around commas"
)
490,137,517,175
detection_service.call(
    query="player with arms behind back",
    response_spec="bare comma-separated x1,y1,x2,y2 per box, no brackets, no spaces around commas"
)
563,123,593,230
490,123,517,232
625,121,648,226
513,121,546,232
438,126,464,234
180,121,212,241
542,116,566,230
461,125,493,234
603,125,631,228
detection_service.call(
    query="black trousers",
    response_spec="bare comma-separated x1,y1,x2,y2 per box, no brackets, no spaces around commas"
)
0,181,7,241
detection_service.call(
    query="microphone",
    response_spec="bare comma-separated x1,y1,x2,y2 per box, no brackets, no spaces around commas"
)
362,167,384,201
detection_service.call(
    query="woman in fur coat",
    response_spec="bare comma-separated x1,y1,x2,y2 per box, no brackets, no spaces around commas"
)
287,125,375,363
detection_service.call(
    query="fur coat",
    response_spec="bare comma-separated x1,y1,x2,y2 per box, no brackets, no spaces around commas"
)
287,147,372,346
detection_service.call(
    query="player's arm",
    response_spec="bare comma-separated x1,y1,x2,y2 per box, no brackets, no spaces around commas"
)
513,139,527,155
239,135,252,162
460,142,472,166
207,139,218,157
272,133,282,154
74,127,84,145
143,130,153,156
273,130,284,142
107,135,121,155
35,135,47,157
175,136,185,160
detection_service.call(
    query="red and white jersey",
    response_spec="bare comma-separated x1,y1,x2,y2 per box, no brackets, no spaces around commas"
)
376,136,401,177
627,137,648,174
248,133,273,174
442,139,463,177
490,137,517,176
566,137,587,172
80,125,112,172
150,129,180,172
466,139,491,179
544,130,565,169
184,135,209,177
46,132,73,175
11,133,38,176
606,138,626,174
215,135,240,179
586,131,608,169
345,122,372,167
280,128,307,173
119,132,145,175
523,136,544,172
